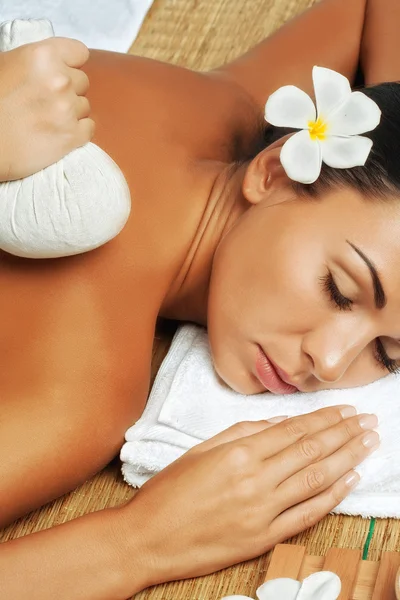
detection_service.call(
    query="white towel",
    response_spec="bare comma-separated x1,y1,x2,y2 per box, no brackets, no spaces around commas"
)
0,0,153,53
121,324,400,518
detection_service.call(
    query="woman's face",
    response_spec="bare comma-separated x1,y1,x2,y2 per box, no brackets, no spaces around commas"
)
207,172,400,395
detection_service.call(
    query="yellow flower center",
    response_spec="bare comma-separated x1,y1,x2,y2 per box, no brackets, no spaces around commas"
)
308,117,328,141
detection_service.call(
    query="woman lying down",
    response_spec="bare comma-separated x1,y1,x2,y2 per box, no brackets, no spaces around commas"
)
0,0,398,597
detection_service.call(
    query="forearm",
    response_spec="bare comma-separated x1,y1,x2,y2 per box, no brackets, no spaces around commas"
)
0,507,146,600
218,0,367,107
361,0,400,84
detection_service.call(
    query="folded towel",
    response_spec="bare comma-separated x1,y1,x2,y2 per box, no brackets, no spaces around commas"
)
0,0,153,53
121,324,400,518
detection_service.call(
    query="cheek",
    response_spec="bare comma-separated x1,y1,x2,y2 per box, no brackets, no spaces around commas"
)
247,236,327,331
211,222,326,342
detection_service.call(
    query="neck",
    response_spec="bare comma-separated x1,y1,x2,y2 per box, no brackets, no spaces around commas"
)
161,160,249,325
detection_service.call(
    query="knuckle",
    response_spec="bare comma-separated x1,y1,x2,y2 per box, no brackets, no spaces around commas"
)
55,97,74,117
331,485,346,507
227,443,253,469
79,118,95,143
324,408,342,427
72,39,90,62
297,437,322,461
344,444,360,464
235,421,260,436
341,421,355,442
79,72,90,92
300,506,320,530
80,97,91,113
29,40,53,62
49,73,71,93
283,418,307,439
304,468,325,492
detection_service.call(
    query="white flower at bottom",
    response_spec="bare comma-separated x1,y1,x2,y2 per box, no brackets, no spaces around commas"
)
221,571,341,600
264,66,381,184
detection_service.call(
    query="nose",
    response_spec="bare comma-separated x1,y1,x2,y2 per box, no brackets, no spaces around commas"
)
301,320,372,384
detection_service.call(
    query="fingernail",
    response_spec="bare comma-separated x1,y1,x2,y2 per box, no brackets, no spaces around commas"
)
358,413,379,430
268,415,289,423
362,431,380,448
339,405,357,419
344,471,360,488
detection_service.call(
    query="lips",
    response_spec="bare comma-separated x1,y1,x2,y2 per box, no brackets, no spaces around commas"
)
255,345,298,395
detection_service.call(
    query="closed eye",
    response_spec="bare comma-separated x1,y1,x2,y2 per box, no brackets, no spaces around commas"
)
375,339,400,374
320,270,353,311
320,271,400,373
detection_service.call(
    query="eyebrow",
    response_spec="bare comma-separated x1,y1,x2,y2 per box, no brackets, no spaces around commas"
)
346,241,387,310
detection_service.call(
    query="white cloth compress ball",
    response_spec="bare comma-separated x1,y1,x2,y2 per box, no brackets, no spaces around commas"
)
0,19,131,258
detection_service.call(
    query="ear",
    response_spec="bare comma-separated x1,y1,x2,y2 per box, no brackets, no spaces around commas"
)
242,144,291,206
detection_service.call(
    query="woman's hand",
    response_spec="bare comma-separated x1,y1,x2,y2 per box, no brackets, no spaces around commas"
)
121,405,379,590
0,37,94,181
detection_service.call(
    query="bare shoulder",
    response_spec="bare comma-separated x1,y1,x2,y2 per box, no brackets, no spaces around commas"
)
85,50,262,164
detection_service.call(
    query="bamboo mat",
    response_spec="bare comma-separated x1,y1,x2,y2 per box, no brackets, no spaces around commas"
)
1,0,400,598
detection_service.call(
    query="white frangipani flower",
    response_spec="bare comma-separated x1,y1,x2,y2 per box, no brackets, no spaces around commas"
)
221,571,341,600
264,66,381,184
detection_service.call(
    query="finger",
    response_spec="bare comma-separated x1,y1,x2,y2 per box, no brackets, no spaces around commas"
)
73,117,95,147
247,405,357,460
190,417,288,454
68,67,90,96
52,37,90,67
268,412,378,483
266,470,361,547
278,430,379,508
75,96,91,120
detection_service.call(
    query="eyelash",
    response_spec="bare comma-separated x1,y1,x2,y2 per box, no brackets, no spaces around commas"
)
320,271,400,375
320,271,353,311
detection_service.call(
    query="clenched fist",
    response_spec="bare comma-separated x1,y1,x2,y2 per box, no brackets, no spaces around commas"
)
0,37,94,181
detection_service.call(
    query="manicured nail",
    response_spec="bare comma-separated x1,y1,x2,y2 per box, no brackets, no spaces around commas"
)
268,415,289,423
344,471,360,488
362,431,380,448
339,405,357,419
358,413,379,430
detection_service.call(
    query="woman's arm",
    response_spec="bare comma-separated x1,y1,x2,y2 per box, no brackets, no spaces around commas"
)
215,0,367,108
0,406,377,599
361,0,400,84
0,509,148,600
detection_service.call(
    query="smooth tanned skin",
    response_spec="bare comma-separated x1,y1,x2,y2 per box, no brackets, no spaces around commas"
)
0,0,398,587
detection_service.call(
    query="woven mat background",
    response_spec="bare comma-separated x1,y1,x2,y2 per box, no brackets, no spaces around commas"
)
1,0,399,598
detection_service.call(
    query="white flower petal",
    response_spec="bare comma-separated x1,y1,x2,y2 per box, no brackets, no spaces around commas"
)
328,91,381,136
256,579,301,600
313,66,352,120
321,134,373,168
280,130,322,184
297,571,341,600
265,85,316,129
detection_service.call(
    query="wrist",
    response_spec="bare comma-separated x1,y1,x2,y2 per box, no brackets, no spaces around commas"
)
109,503,160,596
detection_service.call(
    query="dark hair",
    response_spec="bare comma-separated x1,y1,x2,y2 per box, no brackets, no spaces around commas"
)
264,82,400,200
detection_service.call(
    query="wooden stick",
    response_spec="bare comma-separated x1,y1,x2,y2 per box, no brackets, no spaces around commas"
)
371,552,400,600
264,544,306,581
323,548,361,600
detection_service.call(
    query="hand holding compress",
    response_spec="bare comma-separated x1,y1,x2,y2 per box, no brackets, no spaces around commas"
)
0,31,93,180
